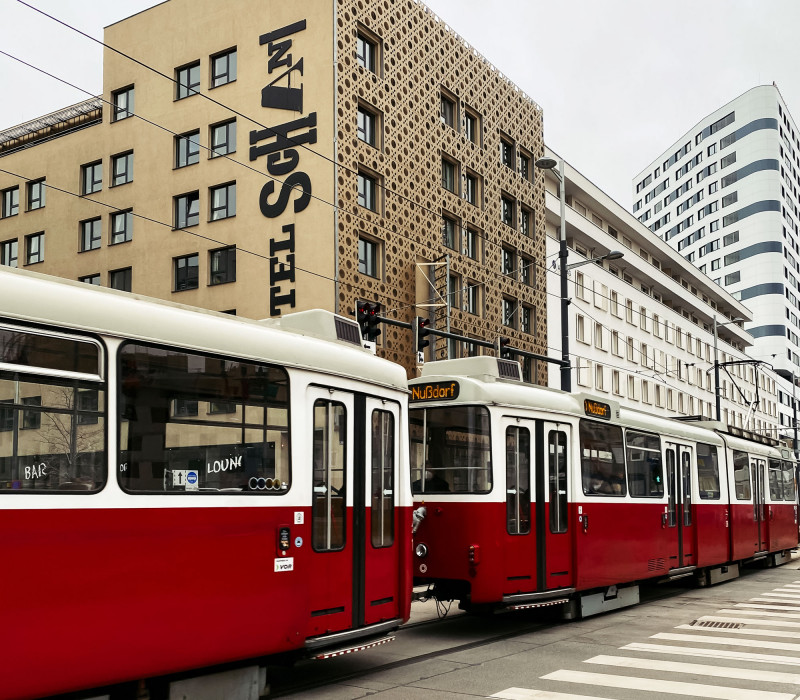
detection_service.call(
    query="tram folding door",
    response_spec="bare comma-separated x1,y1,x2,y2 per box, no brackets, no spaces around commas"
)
751,457,768,554
664,443,695,571
307,387,402,638
500,418,573,595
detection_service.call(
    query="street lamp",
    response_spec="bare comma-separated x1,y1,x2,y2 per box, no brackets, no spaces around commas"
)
536,155,623,392
713,316,744,422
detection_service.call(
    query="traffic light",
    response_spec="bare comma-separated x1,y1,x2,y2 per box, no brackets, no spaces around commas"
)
495,336,513,359
356,301,382,342
414,316,431,355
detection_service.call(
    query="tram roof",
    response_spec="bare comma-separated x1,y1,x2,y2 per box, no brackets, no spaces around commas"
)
0,267,408,392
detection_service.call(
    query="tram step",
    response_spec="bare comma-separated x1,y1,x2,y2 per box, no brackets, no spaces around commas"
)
312,634,395,659
507,597,569,611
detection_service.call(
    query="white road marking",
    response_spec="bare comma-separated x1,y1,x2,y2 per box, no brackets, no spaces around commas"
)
676,623,800,639
585,653,800,684
735,603,800,615
697,614,800,628
754,595,800,603
653,631,800,652
540,669,796,699
490,689,611,700
624,641,800,666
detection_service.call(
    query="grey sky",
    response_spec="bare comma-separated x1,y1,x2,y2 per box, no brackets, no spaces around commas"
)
2,0,799,207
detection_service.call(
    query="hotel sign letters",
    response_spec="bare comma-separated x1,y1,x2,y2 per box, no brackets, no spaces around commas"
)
252,19,318,316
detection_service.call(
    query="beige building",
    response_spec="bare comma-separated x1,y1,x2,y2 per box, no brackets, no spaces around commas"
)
0,0,548,380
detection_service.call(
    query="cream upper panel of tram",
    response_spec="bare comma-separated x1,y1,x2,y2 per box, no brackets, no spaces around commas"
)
0,267,407,392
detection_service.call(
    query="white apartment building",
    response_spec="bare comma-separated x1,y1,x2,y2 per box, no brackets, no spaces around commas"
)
542,149,780,439
632,84,800,444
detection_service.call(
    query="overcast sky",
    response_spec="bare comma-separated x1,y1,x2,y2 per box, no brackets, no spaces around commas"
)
2,0,799,207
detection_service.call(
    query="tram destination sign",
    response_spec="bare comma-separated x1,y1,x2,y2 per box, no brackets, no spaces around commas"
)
410,381,460,403
584,398,611,420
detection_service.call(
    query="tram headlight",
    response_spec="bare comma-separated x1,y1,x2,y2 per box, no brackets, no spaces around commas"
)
415,543,428,558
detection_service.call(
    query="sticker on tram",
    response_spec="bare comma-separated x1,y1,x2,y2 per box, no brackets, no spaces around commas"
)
274,557,294,572
584,399,611,420
410,381,460,402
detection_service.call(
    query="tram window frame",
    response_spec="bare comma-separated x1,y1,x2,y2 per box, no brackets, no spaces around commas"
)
696,443,720,499
549,430,568,534
117,342,290,495
782,461,796,501
580,419,626,497
0,324,106,494
312,399,347,552
768,458,784,501
732,450,751,500
505,425,531,536
370,408,395,548
409,404,492,494
624,429,664,498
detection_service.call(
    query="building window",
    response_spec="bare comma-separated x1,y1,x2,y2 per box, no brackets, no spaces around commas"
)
358,236,379,277
502,247,516,277
80,218,102,252
520,207,532,237
519,151,531,180
210,246,236,285
210,119,236,157
520,305,533,334
25,232,44,265
81,161,102,195
442,215,458,249
356,28,379,73
210,182,236,220
722,192,738,208
465,227,480,261
500,135,515,168
110,267,132,292
0,239,17,268
175,191,200,228
464,171,478,205
501,194,515,228
176,61,201,99
26,179,45,211
174,253,199,291
1,186,19,218
464,109,480,144
112,86,134,121
442,157,457,193
725,271,740,285
110,210,133,244
466,282,480,315
111,151,133,186
211,48,237,88
79,273,100,285
447,273,461,309
357,105,378,147
503,298,517,327
520,256,533,286
176,130,201,168
357,171,378,211
440,92,456,129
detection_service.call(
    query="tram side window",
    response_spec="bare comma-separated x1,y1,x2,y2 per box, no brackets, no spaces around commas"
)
696,443,720,499
549,430,568,534
117,344,289,493
782,461,796,501
0,326,105,492
768,459,784,501
580,419,626,497
371,409,394,548
625,429,663,498
313,400,346,551
409,405,491,494
732,450,751,500
505,426,531,535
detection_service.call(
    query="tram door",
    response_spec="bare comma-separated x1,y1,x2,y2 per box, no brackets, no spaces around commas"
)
751,458,768,552
664,443,695,569
542,422,573,589
307,388,402,635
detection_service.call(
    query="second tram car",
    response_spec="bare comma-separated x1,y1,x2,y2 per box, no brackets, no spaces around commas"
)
409,356,798,615
0,268,411,700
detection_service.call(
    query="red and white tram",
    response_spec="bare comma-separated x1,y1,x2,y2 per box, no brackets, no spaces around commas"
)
0,268,411,700
409,356,798,615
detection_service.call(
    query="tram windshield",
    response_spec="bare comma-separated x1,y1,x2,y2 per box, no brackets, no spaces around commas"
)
409,405,491,494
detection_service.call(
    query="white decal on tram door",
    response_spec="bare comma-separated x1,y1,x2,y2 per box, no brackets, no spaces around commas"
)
24,463,47,479
274,558,294,572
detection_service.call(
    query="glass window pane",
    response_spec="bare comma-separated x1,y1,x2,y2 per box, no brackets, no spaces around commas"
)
580,420,626,496
505,426,531,535
312,400,346,550
371,409,395,547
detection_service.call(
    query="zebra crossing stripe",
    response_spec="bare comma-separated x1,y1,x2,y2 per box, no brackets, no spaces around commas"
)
676,623,800,639
735,603,800,615
585,653,800,684
697,614,800,628
623,641,800,666
653,631,800,652
750,598,800,606
490,688,611,700
540,669,796,699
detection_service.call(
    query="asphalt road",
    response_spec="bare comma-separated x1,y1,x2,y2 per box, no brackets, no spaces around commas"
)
267,553,800,699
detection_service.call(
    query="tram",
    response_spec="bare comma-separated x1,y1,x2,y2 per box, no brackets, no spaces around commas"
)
409,356,798,616
0,267,411,700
